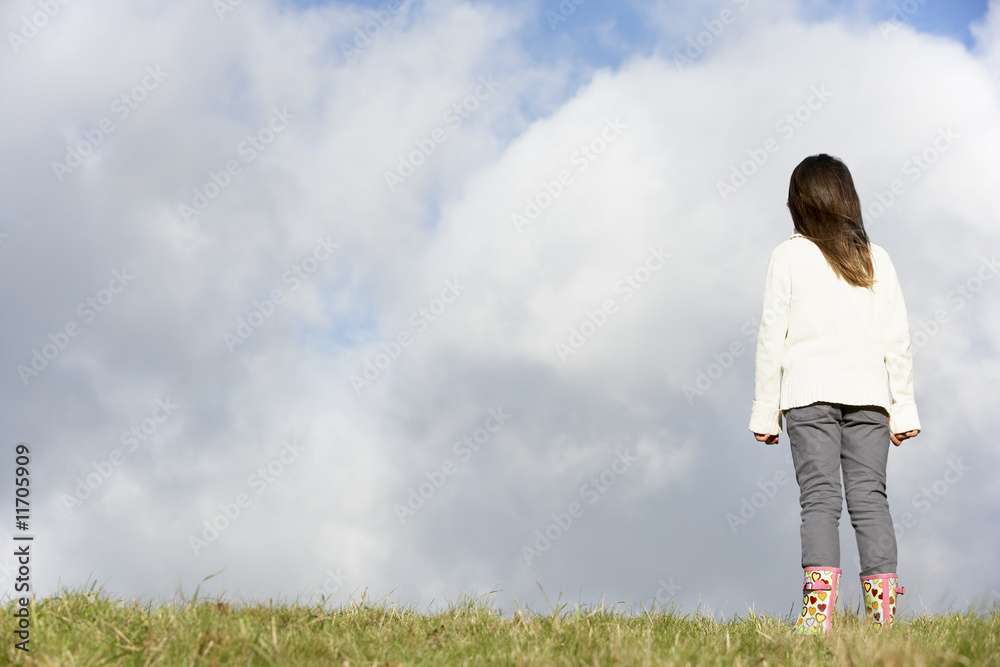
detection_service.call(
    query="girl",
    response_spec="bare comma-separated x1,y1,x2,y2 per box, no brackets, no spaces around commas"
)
748,154,921,634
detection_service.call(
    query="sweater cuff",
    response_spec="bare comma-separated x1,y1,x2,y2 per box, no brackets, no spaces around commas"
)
889,402,921,434
749,400,783,435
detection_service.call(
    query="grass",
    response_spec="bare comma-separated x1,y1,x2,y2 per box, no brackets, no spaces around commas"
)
2,584,999,666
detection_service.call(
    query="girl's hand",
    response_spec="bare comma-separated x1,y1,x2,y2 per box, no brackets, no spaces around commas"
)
754,433,779,445
890,429,920,446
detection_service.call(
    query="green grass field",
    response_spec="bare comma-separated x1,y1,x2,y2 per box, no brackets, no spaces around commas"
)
2,585,998,666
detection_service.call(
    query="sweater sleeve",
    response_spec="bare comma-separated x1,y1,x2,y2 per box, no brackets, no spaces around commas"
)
748,248,792,435
880,255,921,434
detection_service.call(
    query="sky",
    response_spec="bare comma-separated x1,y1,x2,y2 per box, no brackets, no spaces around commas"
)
1,0,999,619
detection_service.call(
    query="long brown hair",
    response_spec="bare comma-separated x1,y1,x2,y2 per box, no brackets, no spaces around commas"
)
787,154,874,288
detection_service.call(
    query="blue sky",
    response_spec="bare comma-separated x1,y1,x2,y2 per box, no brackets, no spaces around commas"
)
2,0,999,620
324,0,993,60
865,0,990,44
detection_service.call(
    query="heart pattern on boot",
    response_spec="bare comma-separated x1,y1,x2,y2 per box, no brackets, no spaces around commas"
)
794,567,841,635
862,574,901,628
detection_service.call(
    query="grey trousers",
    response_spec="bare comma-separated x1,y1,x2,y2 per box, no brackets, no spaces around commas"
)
786,402,896,577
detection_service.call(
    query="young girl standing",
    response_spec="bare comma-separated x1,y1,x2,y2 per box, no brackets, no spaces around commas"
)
748,154,921,634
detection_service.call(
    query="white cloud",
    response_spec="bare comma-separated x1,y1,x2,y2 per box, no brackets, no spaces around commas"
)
1,0,998,616
973,0,1000,70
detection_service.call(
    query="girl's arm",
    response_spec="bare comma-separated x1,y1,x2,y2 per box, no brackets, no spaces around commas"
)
880,254,921,435
748,248,791,438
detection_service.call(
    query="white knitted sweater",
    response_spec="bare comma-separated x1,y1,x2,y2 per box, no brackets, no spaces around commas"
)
748,233,921,436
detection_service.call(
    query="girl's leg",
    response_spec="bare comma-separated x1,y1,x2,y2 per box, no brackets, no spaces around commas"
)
840,406,896,576
787,402,844,569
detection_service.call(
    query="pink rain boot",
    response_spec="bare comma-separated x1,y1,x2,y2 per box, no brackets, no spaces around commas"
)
861,573,904,627
794,567,841,634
